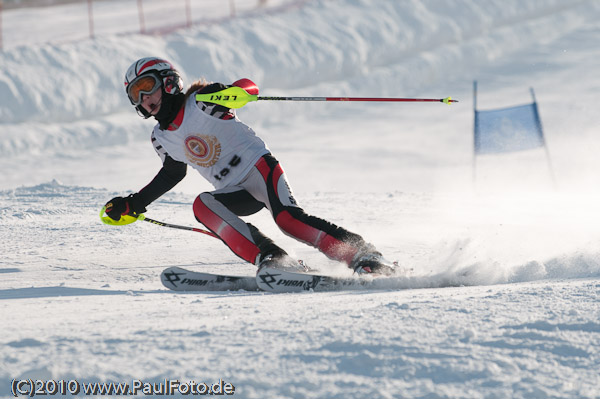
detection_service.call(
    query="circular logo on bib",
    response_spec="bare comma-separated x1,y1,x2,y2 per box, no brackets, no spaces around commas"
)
184,135,221,168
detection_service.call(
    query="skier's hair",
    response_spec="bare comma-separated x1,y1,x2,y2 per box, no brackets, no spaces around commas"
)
185,78,210,100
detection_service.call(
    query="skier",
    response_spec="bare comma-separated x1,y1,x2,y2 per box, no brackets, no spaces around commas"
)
104,57,394,275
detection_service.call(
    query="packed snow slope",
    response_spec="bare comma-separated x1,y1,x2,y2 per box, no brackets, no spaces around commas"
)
1,0,600,398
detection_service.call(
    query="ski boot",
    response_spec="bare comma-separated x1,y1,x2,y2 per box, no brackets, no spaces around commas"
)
351,247,396,276
256,252,310,273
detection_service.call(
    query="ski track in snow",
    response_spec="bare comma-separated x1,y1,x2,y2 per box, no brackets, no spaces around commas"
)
1,0,600,398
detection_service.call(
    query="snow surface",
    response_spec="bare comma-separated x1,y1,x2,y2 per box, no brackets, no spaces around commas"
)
1,0,600,397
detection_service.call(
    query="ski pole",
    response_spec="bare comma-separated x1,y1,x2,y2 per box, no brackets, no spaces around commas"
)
138,215,218,238
99,206,218,238
257,96,457,104
195,80,458,109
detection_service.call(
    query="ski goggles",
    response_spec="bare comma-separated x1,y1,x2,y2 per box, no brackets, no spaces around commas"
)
127,74,161,105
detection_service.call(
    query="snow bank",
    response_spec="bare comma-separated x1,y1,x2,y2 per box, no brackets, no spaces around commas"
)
1,0,598,152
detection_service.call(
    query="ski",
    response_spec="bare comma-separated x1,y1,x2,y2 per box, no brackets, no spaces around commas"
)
161,266,258,291
255,266,383,293
160,264,410,293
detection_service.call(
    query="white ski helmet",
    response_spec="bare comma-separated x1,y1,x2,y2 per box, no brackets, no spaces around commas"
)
124,57,183,117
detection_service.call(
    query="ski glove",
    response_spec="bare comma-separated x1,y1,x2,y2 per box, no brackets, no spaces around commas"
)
104,193,146,221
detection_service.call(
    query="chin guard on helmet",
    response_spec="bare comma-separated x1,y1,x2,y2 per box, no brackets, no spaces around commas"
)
135,104,152,119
